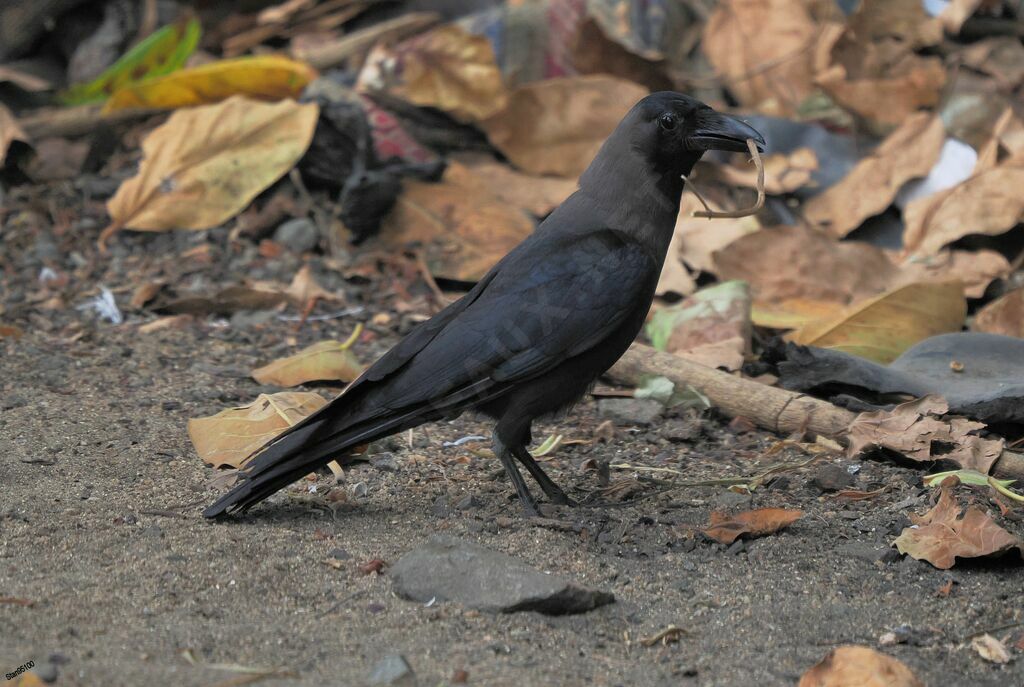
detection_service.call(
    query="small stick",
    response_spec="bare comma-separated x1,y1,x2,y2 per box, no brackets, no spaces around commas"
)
689,138,765,219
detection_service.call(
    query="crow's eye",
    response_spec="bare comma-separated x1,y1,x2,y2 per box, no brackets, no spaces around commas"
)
658,113,677,131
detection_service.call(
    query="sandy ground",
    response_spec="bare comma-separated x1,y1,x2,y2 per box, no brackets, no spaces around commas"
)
3,318,1023,687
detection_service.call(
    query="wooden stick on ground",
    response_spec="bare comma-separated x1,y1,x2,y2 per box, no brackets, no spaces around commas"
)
606,344,1024,481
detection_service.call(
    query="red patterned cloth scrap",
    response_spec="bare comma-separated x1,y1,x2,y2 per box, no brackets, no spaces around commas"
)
357,94,437,165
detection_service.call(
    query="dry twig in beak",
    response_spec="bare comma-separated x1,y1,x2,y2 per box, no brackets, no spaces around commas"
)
685,138,765,220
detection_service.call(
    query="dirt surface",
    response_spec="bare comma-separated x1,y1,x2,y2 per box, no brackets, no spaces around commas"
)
3,203,1024,687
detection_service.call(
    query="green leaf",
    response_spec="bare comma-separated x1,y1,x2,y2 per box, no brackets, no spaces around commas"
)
634,375,710,410
61,16,201,105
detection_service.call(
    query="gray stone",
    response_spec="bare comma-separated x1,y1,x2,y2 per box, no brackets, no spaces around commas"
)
389,536,614,614
370,453,400,472
597,398,662,427
33,662,58,683
273,218,319,253
367,654,416,686
835,542,889,563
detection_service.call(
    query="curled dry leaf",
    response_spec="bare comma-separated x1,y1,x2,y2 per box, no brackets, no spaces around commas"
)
356,24,507,123
645,281,751,372
702,507,803,545
846,396,1004,474
717,147,818,195
103,55,317,112
902,163,1024,256
787,281,967,364
252,338,364,387
379,161,535,281
972,287,1024,338
971,633,1012,664
188,391,327,469
804,113,945,238
893,479,1023,569
798,645,923,687
103,96,319,244
701,0,818,116
892,249,1009,299
481,75,647,177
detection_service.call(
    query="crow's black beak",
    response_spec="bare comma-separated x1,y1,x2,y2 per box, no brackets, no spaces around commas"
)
686,111,766,153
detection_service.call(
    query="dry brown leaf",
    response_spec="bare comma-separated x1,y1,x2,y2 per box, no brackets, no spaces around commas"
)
379,161,535,281
787,281,966,363
972,287,1024,338
448,154,577,217
798,645,924,687
892,249,1010,299
252,339,363,387
813,3,946,128
356,24,507,123
959,37,1024,90
893,480,1023,569
646,281,751,371
656,223,698,297
702,0,819,116
902,164,1024,256
23,137,89,182
188,391,327,469
804,113,945,238
283,264,336,305
751,298,846,330
971,634,1012,664
703,507,803,544
847,396,1004,474
713,225,898,306
0,323,25,339
103,96,319,243
717,147,818,194
0,101,29,162
480,75,647,177
975,107,1024,171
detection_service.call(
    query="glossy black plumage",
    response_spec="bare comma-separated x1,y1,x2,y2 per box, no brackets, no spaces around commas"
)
204,92,765,518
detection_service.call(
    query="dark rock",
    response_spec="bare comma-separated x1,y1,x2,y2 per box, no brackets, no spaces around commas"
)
835,542,888,563
456,495,482,511
431,497,451,518
329,548,351,560
726,540,745,555
879,548,902,565
811,464,855,492
370,453,400,472
597,398,662,427
659,417,700,442
367,654,416,686
33,662,58,683
389,536,615,614
273,217,319,253
711,490,751,510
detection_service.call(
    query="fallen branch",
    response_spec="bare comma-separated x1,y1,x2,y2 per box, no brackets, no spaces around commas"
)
606,344,1024,482
688,138,765,219
290,12,439,70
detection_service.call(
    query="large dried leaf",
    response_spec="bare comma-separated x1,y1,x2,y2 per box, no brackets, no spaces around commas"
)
892,249,1009,299
846,396,1004,474
972,287,1024,338
104,96,319,239
703,508,803,544
646,281,751,371
902,164,1024,256
712,225,898,306
798,645,923,687
804,113,945,238
252,339,363,387
702,0,818,116
62,16,201,104
356,24,507,123
893,481,1023,569
480,75,647,177
673,195,761,274
0,102,29,162
378,161,535,281
103,56,317,112
788,282,966,363
959,37,1024,90
188,392,327,469
971,634,1012,664
450,154,577,217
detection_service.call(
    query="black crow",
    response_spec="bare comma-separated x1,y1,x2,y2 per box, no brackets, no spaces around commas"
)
204,92,765,518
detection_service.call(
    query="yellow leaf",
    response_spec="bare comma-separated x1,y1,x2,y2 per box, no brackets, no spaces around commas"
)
188,392,327,469
252,338,364,387
787,282,966,363
751,298,845,330
102,55,317,112
102,96,319,242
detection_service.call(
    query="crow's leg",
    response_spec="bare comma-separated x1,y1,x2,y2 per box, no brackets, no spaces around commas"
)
510,444,575,506
492,432,541,517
